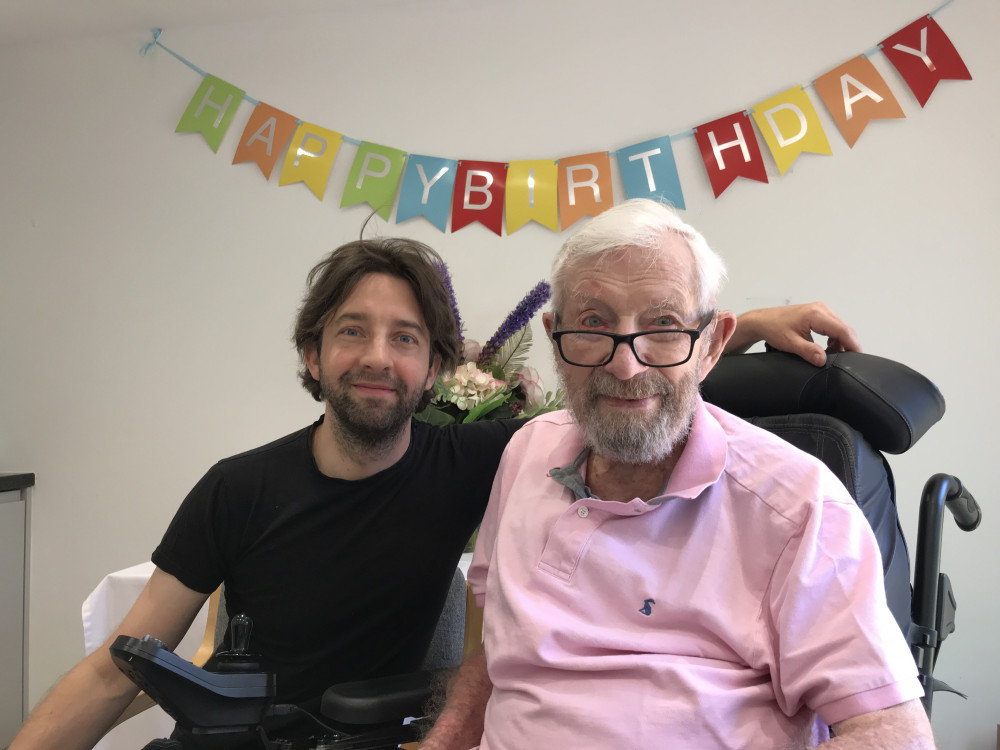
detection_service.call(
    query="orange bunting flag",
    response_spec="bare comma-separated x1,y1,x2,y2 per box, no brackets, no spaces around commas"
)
232,103,298,179
694,112,768,198
558,152,613,230
506,160,559,233
277,122,343,201
813,56,905,148
451,161,507,236
751,87,832,175
880,17,972,108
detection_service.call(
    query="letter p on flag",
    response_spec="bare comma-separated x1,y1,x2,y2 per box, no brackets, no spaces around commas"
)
176,75,246,153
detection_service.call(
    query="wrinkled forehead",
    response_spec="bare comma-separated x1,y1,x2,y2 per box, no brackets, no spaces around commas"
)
557,241,699,317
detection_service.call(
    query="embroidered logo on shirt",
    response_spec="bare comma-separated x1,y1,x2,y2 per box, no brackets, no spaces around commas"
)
638,598,655,616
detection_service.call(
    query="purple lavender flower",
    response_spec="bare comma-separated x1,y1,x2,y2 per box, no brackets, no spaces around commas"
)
478,280,551,368
433,261,464,344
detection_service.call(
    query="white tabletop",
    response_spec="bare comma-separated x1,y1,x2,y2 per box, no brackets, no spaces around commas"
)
82,561,211,750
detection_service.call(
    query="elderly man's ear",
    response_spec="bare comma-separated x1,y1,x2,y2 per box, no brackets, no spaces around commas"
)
542,312,556,337
699,311,738,381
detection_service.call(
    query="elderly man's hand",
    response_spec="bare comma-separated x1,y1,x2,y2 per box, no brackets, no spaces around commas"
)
725,302,861,366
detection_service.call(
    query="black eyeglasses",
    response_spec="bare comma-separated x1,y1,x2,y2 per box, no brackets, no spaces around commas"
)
551,311,715,368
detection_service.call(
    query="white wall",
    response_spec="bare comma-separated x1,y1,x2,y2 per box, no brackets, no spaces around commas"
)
2,1,997,746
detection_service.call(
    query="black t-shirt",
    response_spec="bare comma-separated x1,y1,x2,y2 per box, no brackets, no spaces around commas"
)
152,416,522,707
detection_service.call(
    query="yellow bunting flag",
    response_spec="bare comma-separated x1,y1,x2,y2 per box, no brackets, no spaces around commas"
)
278,122,343,200
751,87,833,174
506,160,559,233
813,56,905,148
558,152,613,230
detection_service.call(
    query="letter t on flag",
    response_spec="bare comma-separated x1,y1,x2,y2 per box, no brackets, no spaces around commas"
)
694,112,769,198
175,75,246,153
451,161,508,236
880,17,971,107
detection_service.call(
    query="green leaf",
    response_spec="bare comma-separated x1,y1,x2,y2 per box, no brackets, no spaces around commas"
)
414,404,457,425
488,324,533,380
462,388,512,422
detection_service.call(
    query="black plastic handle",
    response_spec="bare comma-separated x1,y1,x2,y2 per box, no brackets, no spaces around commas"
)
945,476,982,532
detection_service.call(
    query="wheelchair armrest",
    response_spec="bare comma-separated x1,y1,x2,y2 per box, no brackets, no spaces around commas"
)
702,351,945,454
321,668,449,726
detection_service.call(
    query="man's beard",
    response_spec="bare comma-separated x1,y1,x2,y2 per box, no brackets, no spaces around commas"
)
319,368,426,458
562,365,700,465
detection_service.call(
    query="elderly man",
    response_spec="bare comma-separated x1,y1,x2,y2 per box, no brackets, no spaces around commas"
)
423,199,932,749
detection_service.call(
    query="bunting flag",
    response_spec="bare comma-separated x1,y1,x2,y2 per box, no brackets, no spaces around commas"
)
277,122,343,200
341,141,407,220
694,112,769,198
506,160,559,233
813,56,906,148
232,102,297,179
751,87,833,175
880,17,972,107
145,4,971,228
616,136,685,210
395,155,458,232
558,152,614,230
175,75,245,153
451,161,507,236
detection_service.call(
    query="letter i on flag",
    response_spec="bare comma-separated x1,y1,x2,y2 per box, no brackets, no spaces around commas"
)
558,152,614,230
694,112,768,198
451,161,508,236
396,155,459,233
175,75,246,153
232,102,298,179
278,122,343,201
880,17,971,107
341,142,408,220
616,136,685,209
813,56,905,148
750,87,832,175
506,160,559,233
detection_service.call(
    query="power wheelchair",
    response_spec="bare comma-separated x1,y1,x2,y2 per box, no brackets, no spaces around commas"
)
110,350,980,748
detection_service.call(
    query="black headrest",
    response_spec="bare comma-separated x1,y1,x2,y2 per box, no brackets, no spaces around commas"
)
701,351,945,454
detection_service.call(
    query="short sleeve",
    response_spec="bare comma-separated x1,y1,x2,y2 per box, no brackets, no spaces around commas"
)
767,496,922,724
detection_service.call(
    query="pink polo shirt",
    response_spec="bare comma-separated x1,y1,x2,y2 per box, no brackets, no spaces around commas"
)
468,400,922,749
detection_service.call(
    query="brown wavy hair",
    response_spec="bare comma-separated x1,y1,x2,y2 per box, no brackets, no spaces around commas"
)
292,237,461,404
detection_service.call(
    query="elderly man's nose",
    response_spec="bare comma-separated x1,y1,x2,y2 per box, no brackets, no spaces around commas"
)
603,339,647,379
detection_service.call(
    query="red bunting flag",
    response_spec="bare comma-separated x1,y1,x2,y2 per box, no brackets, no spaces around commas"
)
694,112,768,198
880,17,972,108
451,161,507,236
232,103,298,179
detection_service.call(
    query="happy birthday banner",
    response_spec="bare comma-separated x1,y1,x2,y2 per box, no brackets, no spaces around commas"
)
146,4,970,236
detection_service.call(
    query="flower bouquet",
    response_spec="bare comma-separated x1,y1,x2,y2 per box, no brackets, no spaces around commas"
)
415,265,564,426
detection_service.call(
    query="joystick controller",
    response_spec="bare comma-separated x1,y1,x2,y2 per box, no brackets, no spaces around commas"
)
110,614,276,733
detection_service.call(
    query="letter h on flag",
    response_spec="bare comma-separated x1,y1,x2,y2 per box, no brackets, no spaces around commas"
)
694,111,768,198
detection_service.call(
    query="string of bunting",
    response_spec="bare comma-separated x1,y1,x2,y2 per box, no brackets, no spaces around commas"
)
144,2,971,236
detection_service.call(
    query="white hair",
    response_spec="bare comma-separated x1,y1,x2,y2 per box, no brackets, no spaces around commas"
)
550,199,728,318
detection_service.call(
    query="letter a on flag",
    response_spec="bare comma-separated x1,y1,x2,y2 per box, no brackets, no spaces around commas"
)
451,161,507,236
813,56,905,148
751,87,832,175
175,75,245,153
880,17,971,108
694,112,768,198
232,102,298,179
